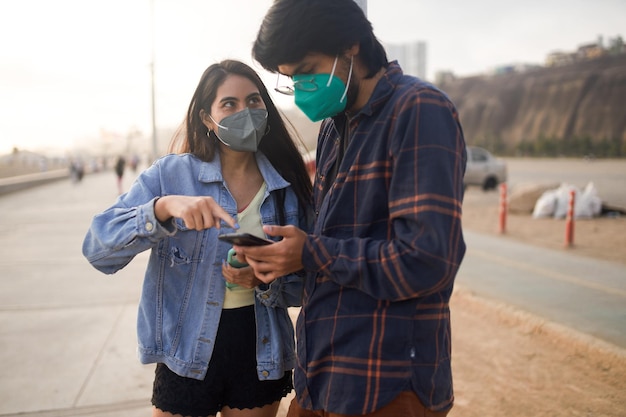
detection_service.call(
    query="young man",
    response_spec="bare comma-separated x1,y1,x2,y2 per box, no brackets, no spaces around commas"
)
235,1,467,415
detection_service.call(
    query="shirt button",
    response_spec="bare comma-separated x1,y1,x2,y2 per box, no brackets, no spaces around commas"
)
261,294,269,299
261,370,269,377
262,337,269,344
145,222,154,231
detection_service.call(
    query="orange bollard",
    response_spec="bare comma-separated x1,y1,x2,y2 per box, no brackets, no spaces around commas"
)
498,183,507,234
564,189,575,247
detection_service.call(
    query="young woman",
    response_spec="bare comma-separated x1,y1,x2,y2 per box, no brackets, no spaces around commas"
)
82,60,313,417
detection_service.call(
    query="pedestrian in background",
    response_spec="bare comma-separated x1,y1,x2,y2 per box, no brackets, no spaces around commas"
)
235,1,467,416
114,155,125,194
69,158,84,183
83,59,313,417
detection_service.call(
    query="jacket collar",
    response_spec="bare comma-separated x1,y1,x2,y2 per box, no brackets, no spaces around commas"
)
197,151,290,193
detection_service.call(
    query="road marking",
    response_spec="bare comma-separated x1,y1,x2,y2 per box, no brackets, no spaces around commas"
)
469,248,626,298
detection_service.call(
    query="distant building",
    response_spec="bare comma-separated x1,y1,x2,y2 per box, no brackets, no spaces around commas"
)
493,65,515,75
577,43,606,60
385,41,428,80
545,35,624,67
545,51,576,67
434,70,456,86
491,63,542,75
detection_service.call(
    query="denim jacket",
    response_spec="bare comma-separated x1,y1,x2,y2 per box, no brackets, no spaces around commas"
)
82,152,306,381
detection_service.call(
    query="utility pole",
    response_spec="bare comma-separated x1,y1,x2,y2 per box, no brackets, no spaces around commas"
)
353,0,367,15
149,0,158,162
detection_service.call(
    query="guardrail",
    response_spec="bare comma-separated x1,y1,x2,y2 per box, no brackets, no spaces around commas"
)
0,169,70,196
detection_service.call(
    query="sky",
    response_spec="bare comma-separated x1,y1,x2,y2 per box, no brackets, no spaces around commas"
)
0,0,624,156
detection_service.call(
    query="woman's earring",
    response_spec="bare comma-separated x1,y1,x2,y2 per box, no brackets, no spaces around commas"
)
207,129,218,145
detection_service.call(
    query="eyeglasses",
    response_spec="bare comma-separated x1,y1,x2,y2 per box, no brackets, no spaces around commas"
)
274,74,318,96
273,56,339,96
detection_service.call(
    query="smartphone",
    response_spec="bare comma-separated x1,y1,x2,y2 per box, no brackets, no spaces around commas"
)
227,248,247,268
218,233,273,246
225,247,246,290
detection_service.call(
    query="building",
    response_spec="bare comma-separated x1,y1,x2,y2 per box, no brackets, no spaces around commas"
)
385,41,428,80
545,51,576,67
577,43,606,60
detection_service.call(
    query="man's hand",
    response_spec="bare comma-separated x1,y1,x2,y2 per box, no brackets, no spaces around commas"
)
234,225,306,284
155,195,238,231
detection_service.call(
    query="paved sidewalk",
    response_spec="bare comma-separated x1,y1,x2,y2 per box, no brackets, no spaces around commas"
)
0,171,155,416
0,170,624,416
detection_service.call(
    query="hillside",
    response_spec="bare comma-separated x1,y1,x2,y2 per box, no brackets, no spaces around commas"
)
437,54,626,156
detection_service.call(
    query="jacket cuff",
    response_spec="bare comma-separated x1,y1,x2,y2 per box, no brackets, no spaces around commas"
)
256,280,281,306
136,197,176,239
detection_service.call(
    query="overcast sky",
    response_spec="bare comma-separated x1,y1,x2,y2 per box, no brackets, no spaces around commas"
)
1,0,624,155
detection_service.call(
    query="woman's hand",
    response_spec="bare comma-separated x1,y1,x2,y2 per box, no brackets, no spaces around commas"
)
221,257,263,289
155,195,237,231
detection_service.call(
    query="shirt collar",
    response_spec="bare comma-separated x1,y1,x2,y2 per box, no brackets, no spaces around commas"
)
359,61,402,117
331,61,402,123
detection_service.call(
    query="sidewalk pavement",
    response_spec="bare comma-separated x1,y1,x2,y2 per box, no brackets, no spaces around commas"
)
0,170,624,416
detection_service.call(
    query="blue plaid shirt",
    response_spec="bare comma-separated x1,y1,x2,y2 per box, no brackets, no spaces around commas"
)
297,62,467,414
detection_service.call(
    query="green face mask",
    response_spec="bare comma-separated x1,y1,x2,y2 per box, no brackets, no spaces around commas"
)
293,56,353,122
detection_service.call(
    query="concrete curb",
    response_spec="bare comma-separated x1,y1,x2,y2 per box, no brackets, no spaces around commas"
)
0,169,70,196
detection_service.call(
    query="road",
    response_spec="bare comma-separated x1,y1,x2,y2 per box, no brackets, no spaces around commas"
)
457,231,626,347
0,162,624,416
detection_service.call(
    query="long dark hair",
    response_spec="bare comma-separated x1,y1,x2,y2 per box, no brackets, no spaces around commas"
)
253,0,387,77
168,59,312,211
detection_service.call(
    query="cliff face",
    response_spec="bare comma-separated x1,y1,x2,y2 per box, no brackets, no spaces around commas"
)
438,54,626,154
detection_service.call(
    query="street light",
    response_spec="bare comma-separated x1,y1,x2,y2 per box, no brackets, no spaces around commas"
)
149,0,158,163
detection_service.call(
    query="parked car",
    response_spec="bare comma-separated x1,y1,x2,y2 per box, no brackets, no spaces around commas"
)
464,146,507,190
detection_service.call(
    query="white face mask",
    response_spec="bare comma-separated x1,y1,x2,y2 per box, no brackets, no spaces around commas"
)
208,108,268,152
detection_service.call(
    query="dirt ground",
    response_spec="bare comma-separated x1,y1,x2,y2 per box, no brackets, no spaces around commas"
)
278,187,626,417
449,188,625,417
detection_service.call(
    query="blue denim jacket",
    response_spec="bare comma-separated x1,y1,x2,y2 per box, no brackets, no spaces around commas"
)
82,152,305,381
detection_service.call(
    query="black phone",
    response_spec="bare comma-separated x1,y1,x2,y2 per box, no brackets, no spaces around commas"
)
218,233,273,246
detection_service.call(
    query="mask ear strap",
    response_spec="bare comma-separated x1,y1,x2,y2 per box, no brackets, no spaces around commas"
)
208,114,228,131
327,56,339,87
340,55,353,103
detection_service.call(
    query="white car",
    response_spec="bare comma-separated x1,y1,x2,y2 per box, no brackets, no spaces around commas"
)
464,146,507,190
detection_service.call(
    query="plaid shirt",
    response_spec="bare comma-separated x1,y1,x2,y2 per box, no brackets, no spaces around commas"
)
297,62,467,414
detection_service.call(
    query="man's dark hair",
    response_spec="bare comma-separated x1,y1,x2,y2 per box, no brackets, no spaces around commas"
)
253,0,387,78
